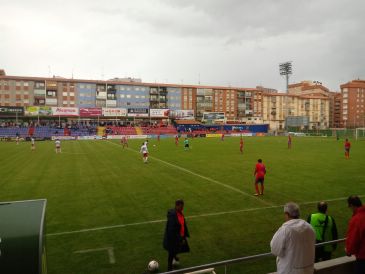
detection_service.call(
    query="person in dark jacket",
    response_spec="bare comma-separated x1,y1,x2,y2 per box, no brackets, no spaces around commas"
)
163,199,190,271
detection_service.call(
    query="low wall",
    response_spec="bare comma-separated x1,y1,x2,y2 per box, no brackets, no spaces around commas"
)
268,256,356,274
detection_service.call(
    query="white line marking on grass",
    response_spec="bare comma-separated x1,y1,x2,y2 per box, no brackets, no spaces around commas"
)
46,194,363,237
61,152,88,155
105,140,273,206
74,247,116,264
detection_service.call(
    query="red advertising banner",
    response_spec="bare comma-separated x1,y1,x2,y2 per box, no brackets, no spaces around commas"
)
79,108,102,117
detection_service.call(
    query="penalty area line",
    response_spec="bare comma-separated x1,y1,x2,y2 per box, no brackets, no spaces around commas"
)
46,194,363,237
105,140,273,207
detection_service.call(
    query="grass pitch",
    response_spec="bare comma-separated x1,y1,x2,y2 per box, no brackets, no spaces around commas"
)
0,136,364,274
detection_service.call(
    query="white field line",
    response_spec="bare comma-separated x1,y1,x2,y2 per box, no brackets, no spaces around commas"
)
106,140,273,207
61,152,88,155
74,247,116,264
46,195,363,237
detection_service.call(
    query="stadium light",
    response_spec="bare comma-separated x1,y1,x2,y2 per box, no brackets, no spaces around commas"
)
279,61,292,92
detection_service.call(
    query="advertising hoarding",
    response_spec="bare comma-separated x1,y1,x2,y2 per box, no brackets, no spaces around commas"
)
127,108,149,117
150,109,170,118
79,108,102,117
51,107,79,117
102,108,127,117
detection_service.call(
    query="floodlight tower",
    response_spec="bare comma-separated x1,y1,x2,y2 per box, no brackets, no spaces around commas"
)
279,61,292,93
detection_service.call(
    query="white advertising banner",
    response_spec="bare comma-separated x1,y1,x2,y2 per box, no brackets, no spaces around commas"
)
169,110,194,119
51,107,79,116
102,108,127,117
150,109,170,118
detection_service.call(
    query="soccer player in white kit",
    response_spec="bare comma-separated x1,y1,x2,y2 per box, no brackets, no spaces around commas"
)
31,137,35,151
55,139,61,154
140,142,149,163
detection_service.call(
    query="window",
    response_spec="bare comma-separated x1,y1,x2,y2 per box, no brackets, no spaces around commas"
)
126,95,131,98
70,92,74,96
120,94,125,98
47,90,56,97
63,92,68,96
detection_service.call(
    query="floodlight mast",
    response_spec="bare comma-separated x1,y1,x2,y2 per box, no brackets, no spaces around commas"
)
279,61,292,93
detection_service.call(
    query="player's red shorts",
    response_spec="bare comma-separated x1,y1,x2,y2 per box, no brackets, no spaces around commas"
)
143,153,148,157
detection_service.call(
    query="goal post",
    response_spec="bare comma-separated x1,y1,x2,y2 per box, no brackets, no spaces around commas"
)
355,128,365,140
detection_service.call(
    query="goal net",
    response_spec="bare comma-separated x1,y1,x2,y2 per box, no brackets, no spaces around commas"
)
355,128,365,140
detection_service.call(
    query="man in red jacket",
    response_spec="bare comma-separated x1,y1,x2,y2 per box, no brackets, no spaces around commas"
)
346,195,365,274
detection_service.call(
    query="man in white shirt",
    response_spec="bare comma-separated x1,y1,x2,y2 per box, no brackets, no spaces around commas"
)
271,202,315,274
31,137,35,151
140,143,149,163
55,139,61,154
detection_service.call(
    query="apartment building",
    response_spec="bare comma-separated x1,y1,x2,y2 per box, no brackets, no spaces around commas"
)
0,70,258,122
340,80,365,128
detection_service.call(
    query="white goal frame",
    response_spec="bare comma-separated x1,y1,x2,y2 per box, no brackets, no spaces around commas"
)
355,128,365,140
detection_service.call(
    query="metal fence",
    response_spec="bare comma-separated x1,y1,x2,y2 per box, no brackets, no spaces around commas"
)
159,238,346,274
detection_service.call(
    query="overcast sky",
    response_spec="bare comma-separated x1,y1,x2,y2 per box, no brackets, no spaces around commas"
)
1,0,364,91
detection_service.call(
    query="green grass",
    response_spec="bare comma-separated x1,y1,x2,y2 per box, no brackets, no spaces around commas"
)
0,136,364,274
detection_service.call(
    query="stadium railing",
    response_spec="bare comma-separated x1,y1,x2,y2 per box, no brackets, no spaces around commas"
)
159,239,346,274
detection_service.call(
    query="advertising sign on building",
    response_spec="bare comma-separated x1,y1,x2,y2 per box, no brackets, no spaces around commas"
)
79,108,102,117
51,107,79,116
25,106,40,116
202,112,225,122
102,108,127,117
39,106,52,116
127,108,149,117
150,109,170,118
169,110,195,119
0,106,24,116
26,106,52,116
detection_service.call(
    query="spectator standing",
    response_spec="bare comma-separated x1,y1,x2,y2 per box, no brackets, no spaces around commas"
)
346,195,365,274
307,201,338,262
163,199,190,271
271,202,315,274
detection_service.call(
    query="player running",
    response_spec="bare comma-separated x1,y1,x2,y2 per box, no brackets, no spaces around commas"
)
157,134,160,142
31,137,35,151
175,135,179,146
253,159,266,196
55,139,61,154
344,138,351,159
221,133,225,141
240,137,244,154
184,138,190,151
16,135,20,145
140,142,149,163
288,134,292,149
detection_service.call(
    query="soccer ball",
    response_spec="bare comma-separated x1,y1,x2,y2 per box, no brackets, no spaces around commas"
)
147,260,159,272
153,144,156,147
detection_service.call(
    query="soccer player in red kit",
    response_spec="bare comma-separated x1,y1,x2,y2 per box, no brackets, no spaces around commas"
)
344,138,351,159
121,136,128,148
288,134,292,149
240,137,244,154
175,135,179,146
221,133,225,141
253,159,266,196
